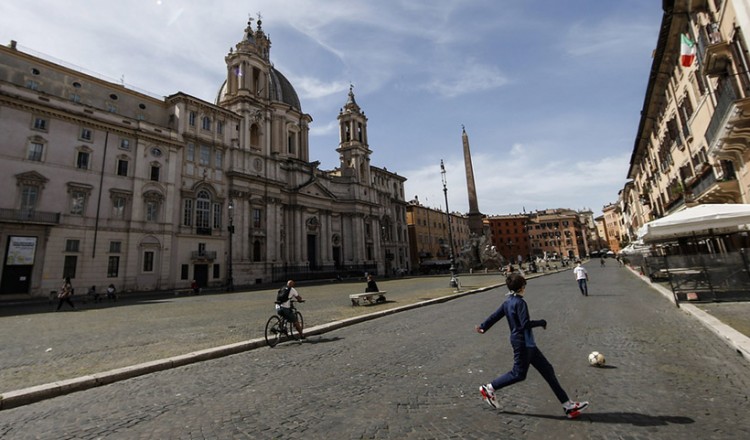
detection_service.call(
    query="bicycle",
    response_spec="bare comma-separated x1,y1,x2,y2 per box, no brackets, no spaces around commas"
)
264,300,304,347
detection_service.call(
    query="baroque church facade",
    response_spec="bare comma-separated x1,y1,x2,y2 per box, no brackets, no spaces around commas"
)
0,18,409,298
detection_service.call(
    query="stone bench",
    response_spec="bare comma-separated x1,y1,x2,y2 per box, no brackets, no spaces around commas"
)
349,291,387,306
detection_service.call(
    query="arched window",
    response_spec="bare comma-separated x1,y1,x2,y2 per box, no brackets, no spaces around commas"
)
287,133,296,155
142,191,163,223
196,190,211,230
250,124,260,148
183,188,222,234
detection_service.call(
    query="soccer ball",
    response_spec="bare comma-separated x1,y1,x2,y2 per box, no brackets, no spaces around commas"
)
588,351,605,367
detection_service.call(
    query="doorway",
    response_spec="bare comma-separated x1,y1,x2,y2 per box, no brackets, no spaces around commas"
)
307,234,317,269
194,264,209,287
1,236,38,295
333,246,341,269
0,265,32,294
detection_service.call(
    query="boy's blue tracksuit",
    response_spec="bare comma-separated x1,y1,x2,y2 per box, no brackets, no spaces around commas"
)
478,293,569,403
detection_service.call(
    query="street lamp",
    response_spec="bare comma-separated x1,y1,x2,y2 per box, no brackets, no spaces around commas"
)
381,224,388,278
227,199,235,292
440,160,459,289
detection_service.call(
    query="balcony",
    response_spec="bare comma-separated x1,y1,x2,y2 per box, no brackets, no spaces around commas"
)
701,24,731,77
710,97,750,158
191,251,217,261
0,208,60,225
689,169,740,204
705,79,737,148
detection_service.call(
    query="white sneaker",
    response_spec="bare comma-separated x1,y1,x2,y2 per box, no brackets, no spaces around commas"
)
479,384,497,409
563,401,589,419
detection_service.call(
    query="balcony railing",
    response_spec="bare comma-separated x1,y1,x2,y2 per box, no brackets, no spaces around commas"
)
705,79,737,147
191,251,217,261
0,208,60,224
690,168,717,198
701,23,731,76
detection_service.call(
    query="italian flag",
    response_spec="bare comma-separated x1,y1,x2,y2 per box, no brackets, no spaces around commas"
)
681,34,696,67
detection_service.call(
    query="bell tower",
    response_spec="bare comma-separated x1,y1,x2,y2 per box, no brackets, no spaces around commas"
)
336,85,371,184
222,15,271,100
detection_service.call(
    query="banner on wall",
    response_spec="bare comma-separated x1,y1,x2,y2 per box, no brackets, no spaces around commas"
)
6,236,37,266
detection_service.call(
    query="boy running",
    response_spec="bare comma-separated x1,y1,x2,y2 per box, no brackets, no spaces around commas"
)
475,273,589,419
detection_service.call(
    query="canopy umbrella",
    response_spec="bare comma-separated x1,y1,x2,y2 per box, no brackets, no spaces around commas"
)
638,204,750,244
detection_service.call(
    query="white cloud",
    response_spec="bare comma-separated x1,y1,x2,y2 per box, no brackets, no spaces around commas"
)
289,77,349,100
0,0,663,219
420,60,509,98
404,150,630,217
310,119,339,137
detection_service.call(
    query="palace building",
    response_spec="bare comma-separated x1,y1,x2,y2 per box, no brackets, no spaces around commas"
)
0,18,408,298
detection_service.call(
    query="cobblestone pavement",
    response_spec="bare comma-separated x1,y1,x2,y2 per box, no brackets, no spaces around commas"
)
1,264,749,439
0,273,507,393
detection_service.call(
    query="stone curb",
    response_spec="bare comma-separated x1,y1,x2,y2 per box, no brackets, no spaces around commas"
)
0,284,500,410
627,265,750,361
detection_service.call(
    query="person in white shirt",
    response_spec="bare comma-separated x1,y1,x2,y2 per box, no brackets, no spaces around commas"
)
276,280,305,339
573,261,589,296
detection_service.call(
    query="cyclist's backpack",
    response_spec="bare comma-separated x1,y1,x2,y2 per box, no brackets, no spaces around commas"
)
276,286,291,304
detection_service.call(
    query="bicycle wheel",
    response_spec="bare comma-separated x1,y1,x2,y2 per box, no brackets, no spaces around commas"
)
290,311,304,339
264,315,282,347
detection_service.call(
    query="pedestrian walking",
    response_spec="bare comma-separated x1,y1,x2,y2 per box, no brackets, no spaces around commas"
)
574,261,589,296
56,277,76,311
475,273,589,419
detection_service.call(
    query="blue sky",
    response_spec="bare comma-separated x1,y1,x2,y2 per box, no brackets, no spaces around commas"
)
0,0,662,217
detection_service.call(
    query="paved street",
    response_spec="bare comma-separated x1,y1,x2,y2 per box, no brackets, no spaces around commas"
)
1,264,750,439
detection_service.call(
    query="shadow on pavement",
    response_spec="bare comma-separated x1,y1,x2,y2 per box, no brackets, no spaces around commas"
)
500,410,694,426
303,336,344,344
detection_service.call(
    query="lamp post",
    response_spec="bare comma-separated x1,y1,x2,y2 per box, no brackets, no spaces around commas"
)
440,160,459,289
227,199,235,291
381,224,387,278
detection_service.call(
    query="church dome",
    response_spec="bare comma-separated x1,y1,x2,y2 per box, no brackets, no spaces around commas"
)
215,66,301,111
215,17,301,111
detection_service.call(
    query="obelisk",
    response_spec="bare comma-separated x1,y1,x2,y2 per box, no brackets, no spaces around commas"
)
462,126,484,236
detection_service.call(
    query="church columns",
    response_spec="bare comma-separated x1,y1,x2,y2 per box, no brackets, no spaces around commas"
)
353,214,366,262
301,121,310,162
321,211,331,263
296,207,305,263
238,61,245,90
234,196,247,261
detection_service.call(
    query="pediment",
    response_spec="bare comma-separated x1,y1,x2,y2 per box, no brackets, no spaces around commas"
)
298,180,336,200
15,170,49,186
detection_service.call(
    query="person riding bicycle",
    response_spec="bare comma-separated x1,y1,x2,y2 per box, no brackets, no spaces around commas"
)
276,279,305,339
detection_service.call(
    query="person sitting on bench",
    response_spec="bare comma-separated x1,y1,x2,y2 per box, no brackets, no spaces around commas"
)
365,275,386,303
365,274,379,293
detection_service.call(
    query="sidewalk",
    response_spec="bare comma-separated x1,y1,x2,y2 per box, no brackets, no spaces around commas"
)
1,266,749,410
625,265,750,360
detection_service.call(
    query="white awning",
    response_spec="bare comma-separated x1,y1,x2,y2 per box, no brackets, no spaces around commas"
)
638,204,750,244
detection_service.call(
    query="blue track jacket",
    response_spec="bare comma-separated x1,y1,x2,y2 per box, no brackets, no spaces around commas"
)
479,293,543,348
